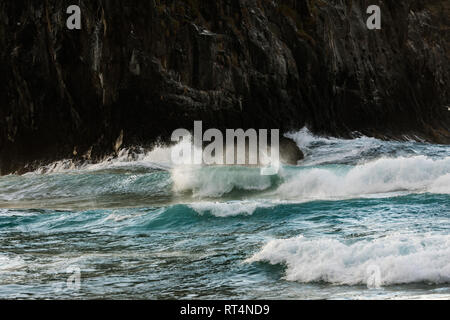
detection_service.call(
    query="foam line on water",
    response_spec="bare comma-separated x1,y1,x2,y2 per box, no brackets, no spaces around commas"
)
0,255,26,272
188,200,274,217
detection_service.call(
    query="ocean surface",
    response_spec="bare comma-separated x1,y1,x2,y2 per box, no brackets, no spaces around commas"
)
0,129,449,299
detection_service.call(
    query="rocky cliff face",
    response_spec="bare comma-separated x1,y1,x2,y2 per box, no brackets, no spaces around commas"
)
0,0,449,174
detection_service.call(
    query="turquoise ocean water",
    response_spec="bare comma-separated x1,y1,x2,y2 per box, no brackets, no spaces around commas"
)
0,129,449,299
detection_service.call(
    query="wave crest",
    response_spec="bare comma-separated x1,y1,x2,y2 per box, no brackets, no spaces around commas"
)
274,156,450,200
246,234,450,286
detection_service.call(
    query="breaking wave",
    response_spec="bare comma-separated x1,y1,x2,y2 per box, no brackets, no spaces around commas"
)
274,156,450,200
171,155,450,200
2,128,448,206
246,234,450,286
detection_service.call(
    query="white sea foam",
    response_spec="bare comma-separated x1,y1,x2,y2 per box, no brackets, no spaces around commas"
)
0,209,38,217
429,173,450,195
246,234,450,286
0,255,26,272
172,166,274,198
285,128,379,160
171,128,449,199
171,155,449,200
189,200,273,217
285,127,337,149
10,128,450,202
104,213,137,222
274,156,450,200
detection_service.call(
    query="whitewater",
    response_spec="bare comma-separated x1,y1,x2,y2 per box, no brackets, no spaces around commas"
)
0,128,448,299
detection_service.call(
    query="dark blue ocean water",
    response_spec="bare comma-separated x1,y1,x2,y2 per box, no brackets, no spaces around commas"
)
0,129,449,299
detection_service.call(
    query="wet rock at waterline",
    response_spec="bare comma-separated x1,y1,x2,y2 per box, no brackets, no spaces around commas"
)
280,137,304,165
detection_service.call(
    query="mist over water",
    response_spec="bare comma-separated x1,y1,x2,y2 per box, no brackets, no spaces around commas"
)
0,129,449,299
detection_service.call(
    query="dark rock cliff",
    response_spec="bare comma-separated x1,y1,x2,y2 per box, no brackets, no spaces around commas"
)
0,0,449,174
